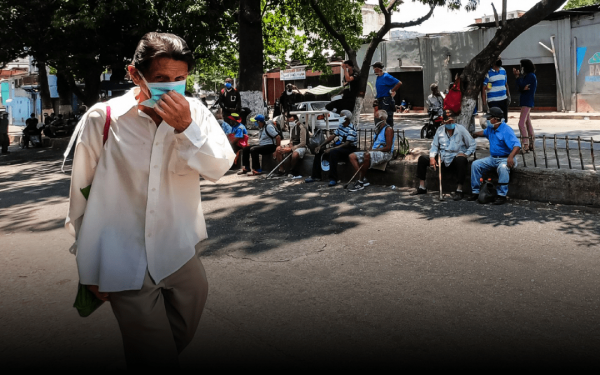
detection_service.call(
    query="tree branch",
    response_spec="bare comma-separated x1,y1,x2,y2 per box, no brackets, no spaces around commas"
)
378,0,389,17
308,0,354,57
389,4,435,29
386,0,401,14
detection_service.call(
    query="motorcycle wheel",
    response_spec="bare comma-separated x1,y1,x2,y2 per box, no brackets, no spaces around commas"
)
420,125,427,139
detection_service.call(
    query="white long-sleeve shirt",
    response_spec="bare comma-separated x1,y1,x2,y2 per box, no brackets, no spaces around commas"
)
65,89,235,292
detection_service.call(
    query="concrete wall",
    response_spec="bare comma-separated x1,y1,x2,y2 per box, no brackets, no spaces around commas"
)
357,10,600,114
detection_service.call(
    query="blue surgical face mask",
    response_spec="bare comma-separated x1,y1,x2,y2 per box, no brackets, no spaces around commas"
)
225,82,232,89
138,71,186,108
445,123,455,130
486,120,493,128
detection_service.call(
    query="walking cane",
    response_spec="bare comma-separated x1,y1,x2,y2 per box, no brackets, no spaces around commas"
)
438,153,444,201
266,152,293,179
344,168,362,189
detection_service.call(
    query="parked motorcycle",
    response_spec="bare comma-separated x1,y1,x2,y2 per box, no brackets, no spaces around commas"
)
420,108,443,139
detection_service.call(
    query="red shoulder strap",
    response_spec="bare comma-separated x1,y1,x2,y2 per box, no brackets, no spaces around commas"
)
103,105,111,145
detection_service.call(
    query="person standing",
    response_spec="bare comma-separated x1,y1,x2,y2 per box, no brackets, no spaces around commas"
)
326,60,360,113
279,83,303,118
372,61,402,126
513,59,538,152
305,109,358,187
482,57,511,120
0,113,9,154
218,77,241,120
65,32,235,369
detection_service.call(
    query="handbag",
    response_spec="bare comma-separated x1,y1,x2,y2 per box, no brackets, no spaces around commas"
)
73,105,111,317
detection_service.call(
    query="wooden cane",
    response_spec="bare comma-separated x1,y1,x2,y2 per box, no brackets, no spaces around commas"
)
438,153,444,201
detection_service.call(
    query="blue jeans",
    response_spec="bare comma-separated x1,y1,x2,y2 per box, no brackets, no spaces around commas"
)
378,96,395,126
471,156,517,197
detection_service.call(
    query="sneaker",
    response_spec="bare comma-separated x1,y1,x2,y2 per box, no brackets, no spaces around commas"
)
292,175,303,179
493,196,507,205
305,177,319,183
328,180,337,187
359,178,370,187
237,168,249,175
411,187,427,195
453,191,464,201
467,193,479,201
348,181,364,192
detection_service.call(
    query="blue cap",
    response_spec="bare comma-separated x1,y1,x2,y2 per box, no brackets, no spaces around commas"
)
251,114,265,122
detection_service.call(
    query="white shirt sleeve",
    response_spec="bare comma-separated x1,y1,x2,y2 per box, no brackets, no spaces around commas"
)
172,100,235,182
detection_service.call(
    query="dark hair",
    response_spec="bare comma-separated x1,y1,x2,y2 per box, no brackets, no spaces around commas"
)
520,59,535,74
132,32,194,75
343,59,354,67
288,114,299,121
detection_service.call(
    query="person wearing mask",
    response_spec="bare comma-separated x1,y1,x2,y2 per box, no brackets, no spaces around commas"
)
239,114,280,176
372,61,402,126
412,109,476,200
482,56,511,120
279,83,303,118
305,109,358,187
326,60,360,113
65,32,234,369
0,113,9,154
426,83,444,118
468,107,521,205
274,114,309,177
347,110,395,192
513,59,538,152
218,77,241,120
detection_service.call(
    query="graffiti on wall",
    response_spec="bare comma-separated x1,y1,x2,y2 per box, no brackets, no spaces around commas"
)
586,52,600,82
576,47,600,89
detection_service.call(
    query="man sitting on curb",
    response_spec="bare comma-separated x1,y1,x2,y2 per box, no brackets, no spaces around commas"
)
412,109,476,200
347,110,395,192
274,114,309,178
305,109,358,187
468,107,521,205
239,114,280,176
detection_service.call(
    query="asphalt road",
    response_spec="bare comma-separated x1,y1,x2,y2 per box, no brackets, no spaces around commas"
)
1,150,599,370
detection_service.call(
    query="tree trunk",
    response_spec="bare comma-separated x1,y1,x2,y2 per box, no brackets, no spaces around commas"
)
57,70,73,115
36,61,53,112
238,0,265,124
458,0,567,126
62,64,103,108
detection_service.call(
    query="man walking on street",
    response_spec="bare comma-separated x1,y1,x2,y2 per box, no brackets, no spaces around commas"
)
0,113,10,154
219,77,241,120
372,61,402,126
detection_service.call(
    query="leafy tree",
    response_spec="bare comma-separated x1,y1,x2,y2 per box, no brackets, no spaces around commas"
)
563,0,600,9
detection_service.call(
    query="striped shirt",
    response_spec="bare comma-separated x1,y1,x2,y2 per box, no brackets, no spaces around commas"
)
334,123,358,147
483,67,507,102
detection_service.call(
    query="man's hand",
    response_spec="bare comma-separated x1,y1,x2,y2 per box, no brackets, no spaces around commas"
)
87,285,110,302
315,146,321,154
457,153,467,158
430,157,438,170
324,148,331,154
507,156,515,168
154,91,193,133
512,68,520,77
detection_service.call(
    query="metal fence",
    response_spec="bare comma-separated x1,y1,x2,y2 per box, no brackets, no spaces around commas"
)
356,129,407,152
514,135,598,171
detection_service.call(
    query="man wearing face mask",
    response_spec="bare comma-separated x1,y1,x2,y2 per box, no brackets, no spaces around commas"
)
65,32,235,369
219,77,241,120
468,107,521,205
412,109,476,201
279,83,303,118
274,114,309,177
372,61,402,126
482,57,511,120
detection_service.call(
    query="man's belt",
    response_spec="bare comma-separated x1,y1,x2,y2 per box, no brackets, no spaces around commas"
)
491,155,510,158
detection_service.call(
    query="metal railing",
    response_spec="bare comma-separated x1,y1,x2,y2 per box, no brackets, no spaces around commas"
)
515,135,598,171
356,128,406,152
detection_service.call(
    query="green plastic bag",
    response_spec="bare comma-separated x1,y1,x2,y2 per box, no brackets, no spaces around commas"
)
73,283,104,317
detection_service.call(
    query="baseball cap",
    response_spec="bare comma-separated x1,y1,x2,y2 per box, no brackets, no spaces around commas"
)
227,113,242,123
250,114,265,123
371,61,384,69
484,107,504,119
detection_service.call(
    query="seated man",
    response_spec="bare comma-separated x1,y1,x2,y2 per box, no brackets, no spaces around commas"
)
468,107,521,205
412,109,476,201
227,113,248,154
239,114,280,176
305,109,358,187
274,114,309,177
347,110,395,192
23,113,41,148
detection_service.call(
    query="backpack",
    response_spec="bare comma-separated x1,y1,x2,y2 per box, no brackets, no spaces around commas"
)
264,122,283,143
444,79,462,114
477,178,497,204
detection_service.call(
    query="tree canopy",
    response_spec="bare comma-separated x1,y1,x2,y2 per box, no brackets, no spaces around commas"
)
563,0,600,9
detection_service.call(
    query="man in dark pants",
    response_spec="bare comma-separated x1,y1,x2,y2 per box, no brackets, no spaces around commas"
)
279,83,303,118
372,61,402,126
23,113,40,148
325,60,360,113
412,110,476,200
240,114,280,176
0,113,9,154
305,109,358,187
218,77,241,120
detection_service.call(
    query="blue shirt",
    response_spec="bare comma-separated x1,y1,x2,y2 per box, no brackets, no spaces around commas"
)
220,121,232,135
231,123,247,138
375,73,400,99
516,73,537,108
483,121,521,157
334,123,358,147
483,67,507,102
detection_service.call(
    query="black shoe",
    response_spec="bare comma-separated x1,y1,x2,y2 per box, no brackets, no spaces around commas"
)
467,193,479,201
411,187,427,195
453,191,464,201
493,196,507,205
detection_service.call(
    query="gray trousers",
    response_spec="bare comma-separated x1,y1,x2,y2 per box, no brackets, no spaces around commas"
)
109,255,209,369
